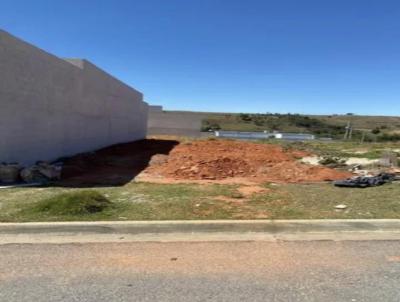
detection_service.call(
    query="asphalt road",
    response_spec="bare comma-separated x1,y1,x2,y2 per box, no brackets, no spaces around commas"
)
1,241,400,302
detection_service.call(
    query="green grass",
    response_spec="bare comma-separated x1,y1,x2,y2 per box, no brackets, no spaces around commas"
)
0,183,240,222
252,183,400,219
1,181,400,221
20,191,114,221
259,140,400,159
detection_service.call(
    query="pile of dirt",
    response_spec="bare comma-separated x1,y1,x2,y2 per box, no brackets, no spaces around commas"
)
60,139,351,186
145,140,351,183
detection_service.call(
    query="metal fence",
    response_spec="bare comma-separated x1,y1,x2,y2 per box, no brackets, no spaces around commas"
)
214,131,315,141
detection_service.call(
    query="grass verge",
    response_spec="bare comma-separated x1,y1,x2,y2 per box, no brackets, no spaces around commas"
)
1,181,400,221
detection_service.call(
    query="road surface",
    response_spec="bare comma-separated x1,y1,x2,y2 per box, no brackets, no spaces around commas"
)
1,241,400,301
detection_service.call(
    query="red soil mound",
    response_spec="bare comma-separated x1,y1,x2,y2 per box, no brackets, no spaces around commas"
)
145,140,351,183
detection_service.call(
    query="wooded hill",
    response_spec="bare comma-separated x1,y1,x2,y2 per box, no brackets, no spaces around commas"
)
202,113,400,141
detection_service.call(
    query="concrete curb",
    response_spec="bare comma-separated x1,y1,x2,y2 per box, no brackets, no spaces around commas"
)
1,219,400,234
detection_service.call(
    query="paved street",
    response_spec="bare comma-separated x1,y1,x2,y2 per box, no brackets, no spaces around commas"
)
1,241,400,302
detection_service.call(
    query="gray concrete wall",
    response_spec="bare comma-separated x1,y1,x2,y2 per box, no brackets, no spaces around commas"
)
149,105,163,112
0,30,148,165
147,110,206,137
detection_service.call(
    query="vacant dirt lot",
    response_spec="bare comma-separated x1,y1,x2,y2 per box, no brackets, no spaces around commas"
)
61,139,350,186
2,139,400,222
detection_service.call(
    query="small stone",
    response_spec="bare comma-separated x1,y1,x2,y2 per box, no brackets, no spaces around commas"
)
149,154,168,166
189,166,199,173
335,204,348,209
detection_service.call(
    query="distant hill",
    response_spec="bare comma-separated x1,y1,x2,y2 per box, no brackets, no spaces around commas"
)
201,112,400,141
149,110,400,141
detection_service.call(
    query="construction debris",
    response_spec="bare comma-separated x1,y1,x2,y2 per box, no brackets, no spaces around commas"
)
20,166,46,183
0,163,21,184
37,162,63,180
333,173,397,188
20,162,62,183
0,161,62,185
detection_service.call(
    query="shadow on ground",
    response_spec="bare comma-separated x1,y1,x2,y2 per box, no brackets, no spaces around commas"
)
56,139,179,188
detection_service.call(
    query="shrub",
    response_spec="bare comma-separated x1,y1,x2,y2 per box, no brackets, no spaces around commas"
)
378,133,400,142
253,118,265,126
239,113,252,122
371,127,381,134
201,121,221,131
318,156,347,167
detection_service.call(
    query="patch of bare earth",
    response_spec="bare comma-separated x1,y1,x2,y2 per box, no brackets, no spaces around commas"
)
139,140,351,184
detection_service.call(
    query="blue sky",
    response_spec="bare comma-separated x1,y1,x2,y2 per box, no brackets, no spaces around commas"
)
1,0,399,115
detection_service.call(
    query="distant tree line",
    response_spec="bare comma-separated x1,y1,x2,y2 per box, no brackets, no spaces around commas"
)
236,113,347,138
202,120,221,131
202,113,400,141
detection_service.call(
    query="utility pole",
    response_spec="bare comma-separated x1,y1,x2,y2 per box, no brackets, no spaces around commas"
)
360,131,365,143
343,121,353,140
348,123,353,140
344,121,350,140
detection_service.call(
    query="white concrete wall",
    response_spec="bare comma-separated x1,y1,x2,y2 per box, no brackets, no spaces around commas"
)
0,30,148,165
